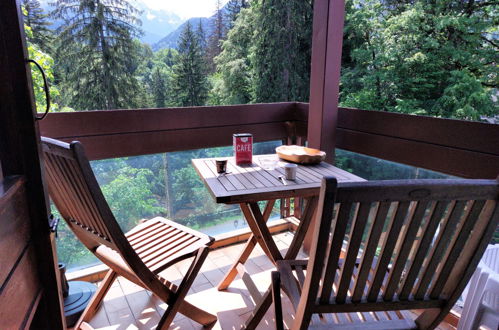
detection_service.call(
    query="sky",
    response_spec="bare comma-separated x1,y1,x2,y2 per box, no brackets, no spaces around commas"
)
137,0,230,19
40,0,231,20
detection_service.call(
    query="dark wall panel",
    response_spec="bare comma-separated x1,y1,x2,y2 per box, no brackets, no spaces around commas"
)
0,177,30,286
0,176,41,328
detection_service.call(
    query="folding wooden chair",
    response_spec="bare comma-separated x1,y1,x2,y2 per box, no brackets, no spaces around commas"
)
272,176,499,329
41,137,217,329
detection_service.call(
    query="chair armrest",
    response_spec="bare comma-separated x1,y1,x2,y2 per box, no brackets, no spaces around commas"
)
482,272,499,310
272,271,284,330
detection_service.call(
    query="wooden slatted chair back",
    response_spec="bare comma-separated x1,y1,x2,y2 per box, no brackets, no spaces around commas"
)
300,176,499,328
41,137,165,293
42,137,122,250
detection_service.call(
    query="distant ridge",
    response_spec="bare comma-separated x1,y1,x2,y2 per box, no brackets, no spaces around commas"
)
153,4,229,51
38,0,183,45
153,17,211,51
38,0,229,50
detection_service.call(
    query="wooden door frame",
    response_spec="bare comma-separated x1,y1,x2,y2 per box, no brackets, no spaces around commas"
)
0,0,65,328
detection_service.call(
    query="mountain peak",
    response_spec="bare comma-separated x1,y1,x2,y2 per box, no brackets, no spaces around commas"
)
152,3,230,51
152,17,210,51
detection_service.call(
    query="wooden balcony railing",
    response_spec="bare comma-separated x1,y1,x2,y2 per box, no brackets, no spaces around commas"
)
39,104,497,328
39,103,499,179
39,103,296,160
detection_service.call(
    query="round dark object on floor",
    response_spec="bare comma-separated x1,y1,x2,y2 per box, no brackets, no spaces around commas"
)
64,281,97,327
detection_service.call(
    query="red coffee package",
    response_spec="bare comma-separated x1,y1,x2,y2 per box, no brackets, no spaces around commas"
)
233,133,253,165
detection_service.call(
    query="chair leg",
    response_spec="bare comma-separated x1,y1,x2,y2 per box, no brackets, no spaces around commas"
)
415,308,441,330
154,282,217,327
177,300,217,328
272,271,284,330
156,247,217,329
75,269,117,329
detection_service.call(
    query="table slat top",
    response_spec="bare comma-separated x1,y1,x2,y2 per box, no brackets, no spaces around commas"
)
192,155,365,204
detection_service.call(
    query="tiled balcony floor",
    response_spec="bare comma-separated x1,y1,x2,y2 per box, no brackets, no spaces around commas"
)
87,231,456,330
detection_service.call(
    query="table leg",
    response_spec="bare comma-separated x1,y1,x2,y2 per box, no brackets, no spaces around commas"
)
243,202,283,263
218,236,257,290
285,196,318,259
243,196,318,329
217,200,275,291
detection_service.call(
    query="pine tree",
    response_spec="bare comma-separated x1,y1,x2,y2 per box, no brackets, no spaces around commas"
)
225,0,248,29
172,22,208,106
151,67,167,108
213,5,255,104
134,42,157,108
165,49,174,67
52,0,142,110
252,0,313,102
196,19,207,53
23,0,53,53
197,18,213,77
207,0,226,72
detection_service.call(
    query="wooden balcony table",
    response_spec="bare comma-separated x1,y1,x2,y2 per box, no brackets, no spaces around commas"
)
192,154,365,328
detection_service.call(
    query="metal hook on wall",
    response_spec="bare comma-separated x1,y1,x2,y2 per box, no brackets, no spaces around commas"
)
27,59,51,121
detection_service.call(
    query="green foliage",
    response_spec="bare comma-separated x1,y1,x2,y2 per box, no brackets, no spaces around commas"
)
101,166,164,230
155,48,178,68
207,0,227,72
52,0,143,110
151,67,167,107
340,0,498,120
206,72,226,105
171,167,208,208
24,8,72,113
164,146,234,224
251,0,313,102
212,6,256,104
35,0,496,116
196,19,207,54
225,0,249,29
171,22,208,106
212,0,313,104
133,45,179,108
23,0,53,53
55,213,99,269
434,70,496,120
26,35,60,112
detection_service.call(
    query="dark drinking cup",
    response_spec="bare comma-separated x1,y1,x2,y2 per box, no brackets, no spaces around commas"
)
216,159,227,173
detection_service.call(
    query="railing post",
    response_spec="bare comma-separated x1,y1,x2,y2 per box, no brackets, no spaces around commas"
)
307,0,346,164
304,0,346,253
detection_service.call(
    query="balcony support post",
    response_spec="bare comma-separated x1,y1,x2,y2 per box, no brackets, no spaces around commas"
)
303,0,346,253
307,0,346,163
